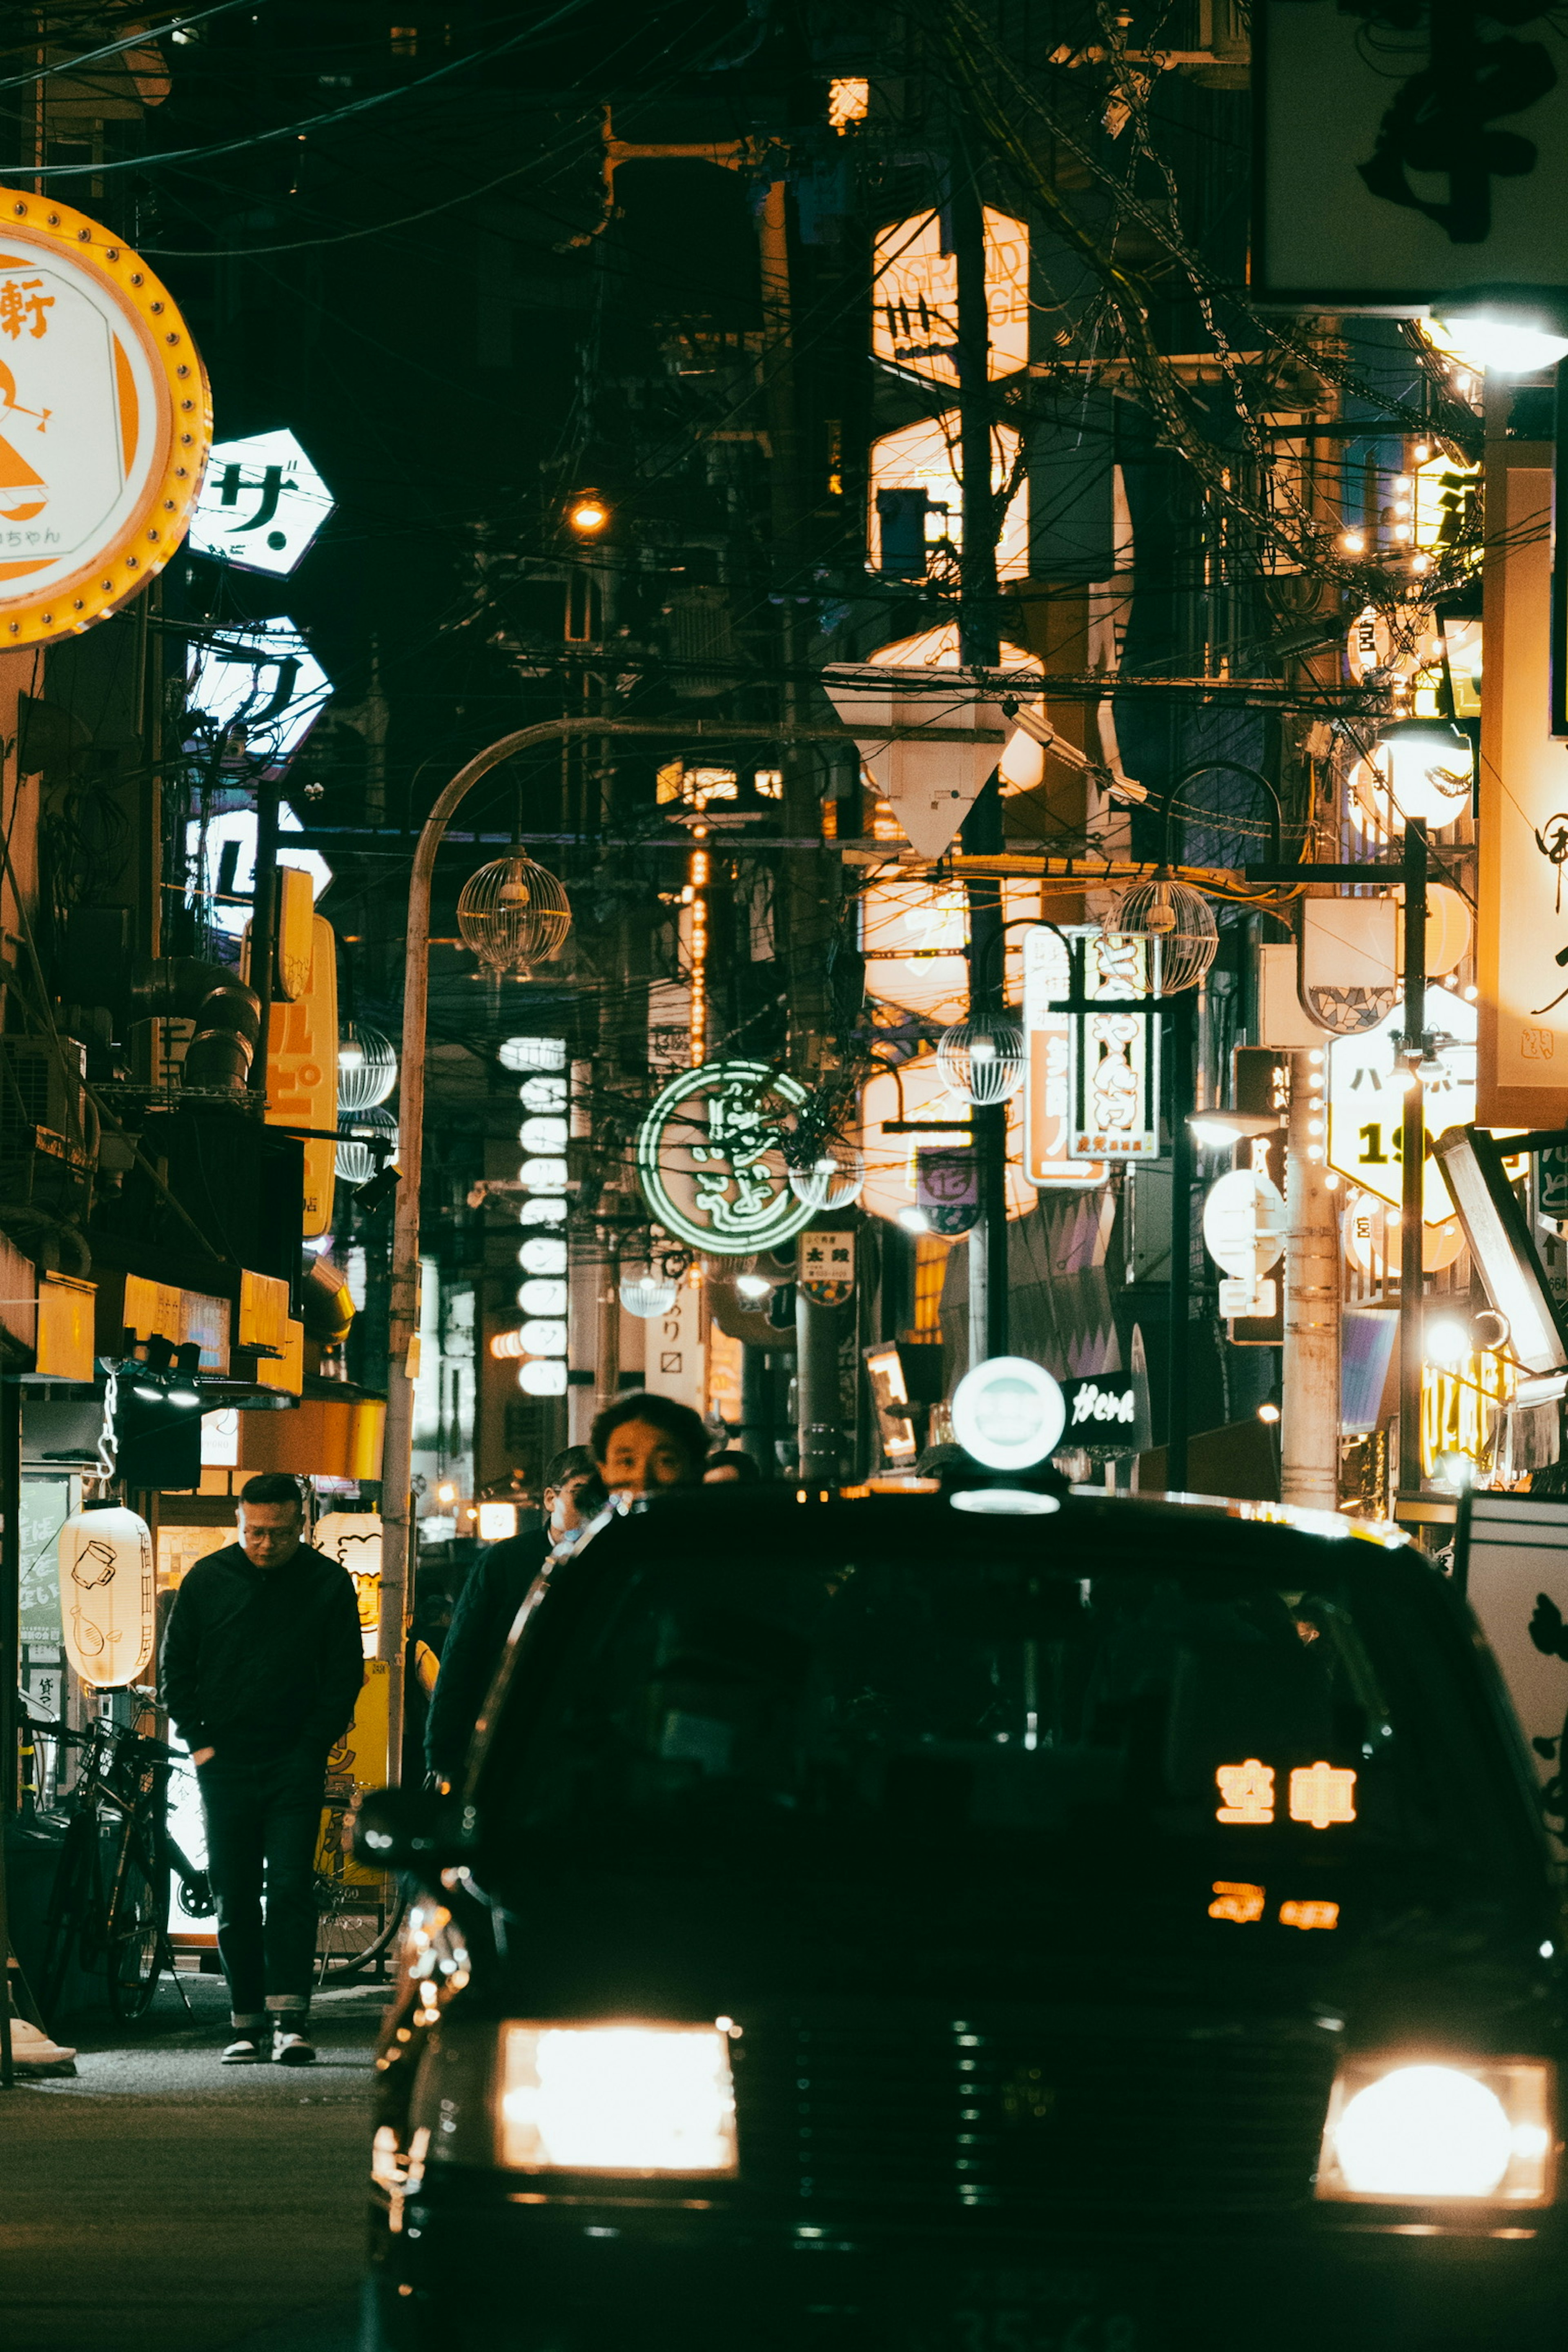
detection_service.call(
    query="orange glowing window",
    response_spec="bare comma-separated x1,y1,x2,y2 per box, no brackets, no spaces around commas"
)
1208,1881,1265,1924
1288,1762,1357,1830
1215,1760,1275,1825
1279,1900,1340,1932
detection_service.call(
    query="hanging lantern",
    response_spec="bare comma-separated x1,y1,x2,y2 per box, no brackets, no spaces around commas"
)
337,1020,397,1114
1106,874,1218,994
621,1272,679,1318
336,1106,398,1184
937,1014,1026,1106
787,1145,866,1212
58,1504,155,1688
457,853,572,978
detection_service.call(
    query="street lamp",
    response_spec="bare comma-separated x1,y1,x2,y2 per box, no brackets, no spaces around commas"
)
1428,288,1568,377
1374,720,1474,832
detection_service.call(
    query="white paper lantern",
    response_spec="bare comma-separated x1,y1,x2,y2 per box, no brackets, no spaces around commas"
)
519,1236,568,1275
518,1278,568,1316
519,1115,569,1154
520,1319,568,1354
58,1505,154,1687
519,1359,568,1395
621,1273,679,1317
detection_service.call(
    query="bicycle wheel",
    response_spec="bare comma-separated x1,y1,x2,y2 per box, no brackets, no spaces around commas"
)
314,1873,407,1982
38,1815,98,2026
105,1829,168,2024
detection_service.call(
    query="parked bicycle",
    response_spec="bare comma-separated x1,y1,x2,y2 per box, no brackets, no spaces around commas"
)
33,1716,214,2027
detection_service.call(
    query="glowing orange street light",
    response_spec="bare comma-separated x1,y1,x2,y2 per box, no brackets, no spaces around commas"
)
567,489,610,538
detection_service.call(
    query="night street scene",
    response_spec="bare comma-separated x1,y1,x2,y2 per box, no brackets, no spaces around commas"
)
7,2,1568,2349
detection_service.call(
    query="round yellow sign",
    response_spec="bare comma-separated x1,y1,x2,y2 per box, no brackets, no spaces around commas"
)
0,189,211,646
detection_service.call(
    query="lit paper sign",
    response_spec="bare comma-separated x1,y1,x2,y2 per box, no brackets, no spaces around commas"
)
1326,985,1473,1222
635,1059,817,1256
1067,933,1159,1161
262,911,338,1238
799,1229,855,1307
185,622,332,772
189,427,334,577
0,194,210,648
1022,927,1104,1189
313,1510,381,1658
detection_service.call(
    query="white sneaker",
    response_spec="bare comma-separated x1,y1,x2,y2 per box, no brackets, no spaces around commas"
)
221,2036,264,2064
272,2028,316,2065
8,2016,76,2069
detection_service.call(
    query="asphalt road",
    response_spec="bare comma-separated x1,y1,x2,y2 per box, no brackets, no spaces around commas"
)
0,1973,385,2352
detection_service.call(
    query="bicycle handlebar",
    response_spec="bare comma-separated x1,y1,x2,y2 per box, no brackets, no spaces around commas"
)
24,1715,181,1763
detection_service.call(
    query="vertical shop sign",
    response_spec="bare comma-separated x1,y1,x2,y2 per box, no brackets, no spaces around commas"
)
263,911,338,1236
1479,446,1568,1124
1067,933,1159,1161
1022,927,1105,1187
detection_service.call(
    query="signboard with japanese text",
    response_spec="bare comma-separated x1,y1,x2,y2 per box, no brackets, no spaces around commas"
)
1022,926,1105,1188
259,911,337,1237
1479,450,1568,1126
1327,986,1475,1221
915,1146,978,1236
189,427,334,578
635,1058,817,1256
643,1274,706,1414
799,1229,855,1307
1255,0,1568,304
1067,933,1160,1162
0,192,210,645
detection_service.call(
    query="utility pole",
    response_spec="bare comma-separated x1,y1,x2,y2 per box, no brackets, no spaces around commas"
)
1397,820,1428,1506
1281,1049,1341,1509
953,154,1008,1368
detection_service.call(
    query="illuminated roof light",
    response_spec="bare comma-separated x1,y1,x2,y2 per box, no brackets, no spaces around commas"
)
567,490,610,537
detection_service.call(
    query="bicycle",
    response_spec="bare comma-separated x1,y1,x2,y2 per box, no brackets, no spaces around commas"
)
33,1716,214,2027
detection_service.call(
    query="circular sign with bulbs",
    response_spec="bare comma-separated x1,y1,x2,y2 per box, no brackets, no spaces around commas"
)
635,1059,818,1256
0,190,211,646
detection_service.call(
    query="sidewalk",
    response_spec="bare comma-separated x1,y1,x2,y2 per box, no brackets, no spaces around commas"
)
0,1972,385,2351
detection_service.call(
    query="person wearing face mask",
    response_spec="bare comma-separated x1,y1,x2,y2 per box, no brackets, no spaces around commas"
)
424,1446,602,1788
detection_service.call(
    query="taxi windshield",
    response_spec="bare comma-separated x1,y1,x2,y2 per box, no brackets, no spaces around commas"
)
483,1528,1529,1931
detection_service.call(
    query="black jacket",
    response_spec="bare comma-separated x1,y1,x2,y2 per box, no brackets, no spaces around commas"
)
159,1542,365,1762
424,1527,550,1783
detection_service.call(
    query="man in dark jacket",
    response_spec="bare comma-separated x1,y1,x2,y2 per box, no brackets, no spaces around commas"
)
425,1446,599,1787
160,1472,363,2067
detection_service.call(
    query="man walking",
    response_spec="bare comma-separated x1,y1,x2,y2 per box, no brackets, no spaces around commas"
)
160,1472,364,2066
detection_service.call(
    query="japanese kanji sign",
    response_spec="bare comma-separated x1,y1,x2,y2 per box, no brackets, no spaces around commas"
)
636,1058,817,1256
799,1227,855,1307
1066,932,1160,1163
257,911,337,1237
1021,925,1105,1189
1327,985,1475,1222
1255,0,1568,304
0,189,210,646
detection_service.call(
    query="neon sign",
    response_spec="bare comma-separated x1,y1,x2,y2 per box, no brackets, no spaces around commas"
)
635,1059,817,1257
1214,1759,1358,1828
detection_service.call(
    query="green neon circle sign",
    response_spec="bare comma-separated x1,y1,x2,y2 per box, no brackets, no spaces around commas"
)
635,1058,817,1256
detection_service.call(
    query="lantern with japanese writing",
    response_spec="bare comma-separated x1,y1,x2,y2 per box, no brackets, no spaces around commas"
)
58,1503,155,1688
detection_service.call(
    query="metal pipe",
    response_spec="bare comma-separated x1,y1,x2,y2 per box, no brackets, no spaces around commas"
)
378,713,1018,1777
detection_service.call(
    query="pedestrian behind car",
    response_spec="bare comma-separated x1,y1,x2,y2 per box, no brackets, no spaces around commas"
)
158,1472,364,2068
424,1446,602,1789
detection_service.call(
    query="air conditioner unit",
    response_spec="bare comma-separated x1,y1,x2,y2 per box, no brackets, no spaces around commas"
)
0,1038,93,1214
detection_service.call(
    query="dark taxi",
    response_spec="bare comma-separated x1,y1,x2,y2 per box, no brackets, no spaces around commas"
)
356,1484,1568,2351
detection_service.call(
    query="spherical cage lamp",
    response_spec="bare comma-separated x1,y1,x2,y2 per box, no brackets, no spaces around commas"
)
1377,721,1474,832
337,1019,397,1114
1108,873,1218,994
936,1015,1026,1107
457,853,572,977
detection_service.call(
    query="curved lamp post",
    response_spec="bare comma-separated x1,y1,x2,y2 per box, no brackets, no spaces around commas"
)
378,709,1008,1776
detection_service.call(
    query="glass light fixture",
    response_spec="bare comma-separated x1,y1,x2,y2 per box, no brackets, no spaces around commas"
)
936,1014,1026,1106
620,1272,679,1318
735,1270,773,1301
1429,303,1568,377
1107,875,1218,993
1377,720,1474,831
787,1145,865,1212
335,1108,397,1184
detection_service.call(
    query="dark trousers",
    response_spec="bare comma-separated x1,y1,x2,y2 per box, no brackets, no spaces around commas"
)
197,1749,325,2018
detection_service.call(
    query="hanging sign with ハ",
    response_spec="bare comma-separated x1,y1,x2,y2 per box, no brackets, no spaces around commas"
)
1325,987,1475,1223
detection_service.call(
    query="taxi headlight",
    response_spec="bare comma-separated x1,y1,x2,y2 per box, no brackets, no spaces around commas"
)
1316,2060,1555,2204
497,2022,738,2175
